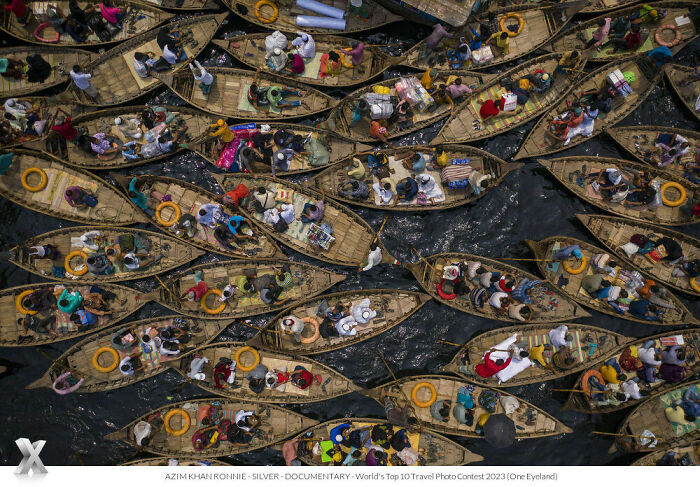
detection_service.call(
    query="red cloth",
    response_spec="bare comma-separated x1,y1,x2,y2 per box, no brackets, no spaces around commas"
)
186,281,208,300
4,0,27,16
223,184,249,206
475,352,511,378
295,369,314,389
625,32,641,50
291,54,304,75
51,117,77,140
479,99,499,119
369,121,386,139
214,363,231,388
693,203,700,217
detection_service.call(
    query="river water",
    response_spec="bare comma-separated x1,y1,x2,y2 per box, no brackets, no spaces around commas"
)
0,12,699,466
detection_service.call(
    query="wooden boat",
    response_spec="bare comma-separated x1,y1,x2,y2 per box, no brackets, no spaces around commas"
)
433,53,583,144
147,259,346,320
121,457,228,466
525,236,698,325
405,252,590,323
26,316,231,393
7,226,204,283
0,281,147,347
171,342,361,403
0,1,172,47
376,0,475,27
248,289,431,355
110,173,283,260
581,0,644,14
631,441,700,465
576,214,700,297
563,329,700,414
310,144,521,211
23,106,215,170
161,67,338,121
133,0,220,10
665,64,700,122
363,375,573,440
105,398,318,458
222,0,401,35
0,149,148,226
514,57,662,159
58,13,227,106
294,417,483,465
607,380,700,454
401,4,583,71
537,156,700,226
323,70,492,143
213,36,400,88
213,173,397,268
1,97,78,149
442,323,631,388
0,46,93,97
606,126,700,184
191,122,372,175
547,2,699,62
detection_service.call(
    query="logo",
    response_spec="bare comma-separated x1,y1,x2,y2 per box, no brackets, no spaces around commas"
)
15,438,47,475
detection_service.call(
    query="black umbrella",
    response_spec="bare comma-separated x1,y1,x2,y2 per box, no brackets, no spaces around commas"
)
483,414,516,448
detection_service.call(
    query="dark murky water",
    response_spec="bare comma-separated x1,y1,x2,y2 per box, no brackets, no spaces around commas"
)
0,11,699,466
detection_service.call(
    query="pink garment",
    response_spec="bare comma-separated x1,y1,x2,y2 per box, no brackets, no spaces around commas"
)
216,139,241,170
592,17,611,47
347,42,365,65
291,54,305,75
282,439,299,466
100,3,121,24
446,83,472,99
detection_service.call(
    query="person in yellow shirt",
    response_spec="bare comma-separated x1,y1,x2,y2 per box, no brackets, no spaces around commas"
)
487,31,510,56
600,358,627,384
208,119,233,144
529,343,554,370
555,50,582,77
420,68,438,91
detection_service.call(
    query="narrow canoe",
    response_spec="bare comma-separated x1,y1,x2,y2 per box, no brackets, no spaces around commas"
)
2,97,78,149
323,70,492,143
110,173,283,260
213,36,400,88
0,1,173,47
0,46,93,97
538,156,700,226
147,259,346,320
581,0,644,14
191,122,372,175
294,417,483,465
514,57,662,159
606,126,700,185
161,67,338,121
26,316,231,393
310,144,521,211
405,252,590,323
363,375,573,439
121,457,228,466
132,0,220,10
607,380,700,454
563,329,700,414
0,282,148,347
400,4,583,71
222,0,402,35
213,173,397,268
576,213,700,297
59,13,227,106
433,53,584,144
23,106,215,170
442,323,631,388
665,64,700,122
525,236,698,325
632,441,700,465
547,2,699,63
105,398,318,458
171,342,361,403
7,226,204,283
247,289,431,355
0,149,148,226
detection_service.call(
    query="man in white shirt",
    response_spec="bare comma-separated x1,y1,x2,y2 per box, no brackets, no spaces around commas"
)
549,324,572,349
70,65,98,99
292,32,315,59
361,242,382,271
189,60,215,94
279,203,295,224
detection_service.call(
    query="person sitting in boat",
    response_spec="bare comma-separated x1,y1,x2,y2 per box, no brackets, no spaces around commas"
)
554,50,582,77
581,18,612,50
320,50,343,78
267,86,303,111
658,360,688,384
369,120,393,146
446,77,473,101
18,314,57,338
429,85,455,115
246,363,269,395
260,281,291,307
286,52,305,76
597,284,628,314
416,174,443,205
588,375,629,407
649,140,691,169
122,251,161,272
266,48,287,73
402,152,426,174
607,24,643,53
447,39,471,70
22,289,57,315
298,190,325,226
396,177,419,203
487,31,510,57
459,349,514,378
279,315,304,343
549,324,573,349
372,179,396,206
350,298,377,325
430,399,451,423
64,186,97,209
84,252,113,276
28,244,59,261
180,271,207,303
113,117,143,141
419,23,453,62
247,71,272,111
88,132,120,160
292,31,315,59
0,57,25,81
139,132,183,160
588,168,624,200
478,98,522,121
338,179,370,201
119,351,145,377
289,365,321,390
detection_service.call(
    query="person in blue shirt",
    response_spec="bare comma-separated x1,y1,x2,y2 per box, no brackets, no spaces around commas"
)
71,309,97,327
647,45,673,67
629,300,660,321
127,177,153,215
396,177,418,202
329,423,351,445
551,244,583,261
57,289,83,314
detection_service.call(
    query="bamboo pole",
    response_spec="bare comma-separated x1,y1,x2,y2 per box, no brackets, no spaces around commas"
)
551,389,586,393
376,352,424,430
592,431,655,440
438,339,462,347
235,320,283,334
499,257,554,262
412,247,436,272
154,275,180,302
373,215,389,244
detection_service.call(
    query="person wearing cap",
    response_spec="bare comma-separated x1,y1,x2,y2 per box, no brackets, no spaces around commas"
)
292,31,315,59
350,298,377,325
279,314,304,342
551,244,584,262
189,59,215,94
272,148,294,176
416,173,443,204
346,40,365,66
113,116,143,140
208,119,234,144
589,167,623,199
527,70,552,94
266,47,287,73
549,324,573,349
335,315,358,336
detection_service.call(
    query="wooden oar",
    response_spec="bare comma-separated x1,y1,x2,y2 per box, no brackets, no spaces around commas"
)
551,389,586,393
438,339,462,347
373,214,389,244
499,257,554,262
154,275,180,302
593,431,655,440
412,247,436,273
235,319,283,334
376,352,424,430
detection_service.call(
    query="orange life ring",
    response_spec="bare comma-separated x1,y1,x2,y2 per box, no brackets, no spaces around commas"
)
233,346,260,372
436,279,457,300
64,250,88,276
654,24,682,48
411,382,437,408
563,254,588,275
154,201,181,226
299,317,320,344
21,167,47,192
200,289,226,315
16,289,38,316
660,182,687,207
254,0,279,24
92,346,119,373
689,277,700,293
499,12,524,37
581,369,606,398
34,22,60,43
164,409,191,436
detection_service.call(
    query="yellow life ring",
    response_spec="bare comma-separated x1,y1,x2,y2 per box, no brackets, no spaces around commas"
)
299,316,320,344
164,409,191,436
64,250,88,276
689,277,700,293
21,167,47,192
660,182,687,207
563,254,588,275
154,201,181,226
340,49,354,68
254,0,278,24
411,381,437,408
234,346,260,372
200,289,226,315
92,346,119,373
16,289,38,316
500,12,524,37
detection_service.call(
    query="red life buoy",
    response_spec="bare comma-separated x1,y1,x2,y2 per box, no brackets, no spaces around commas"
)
436,279,457,300
654,24,682,47
34,22,60,43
